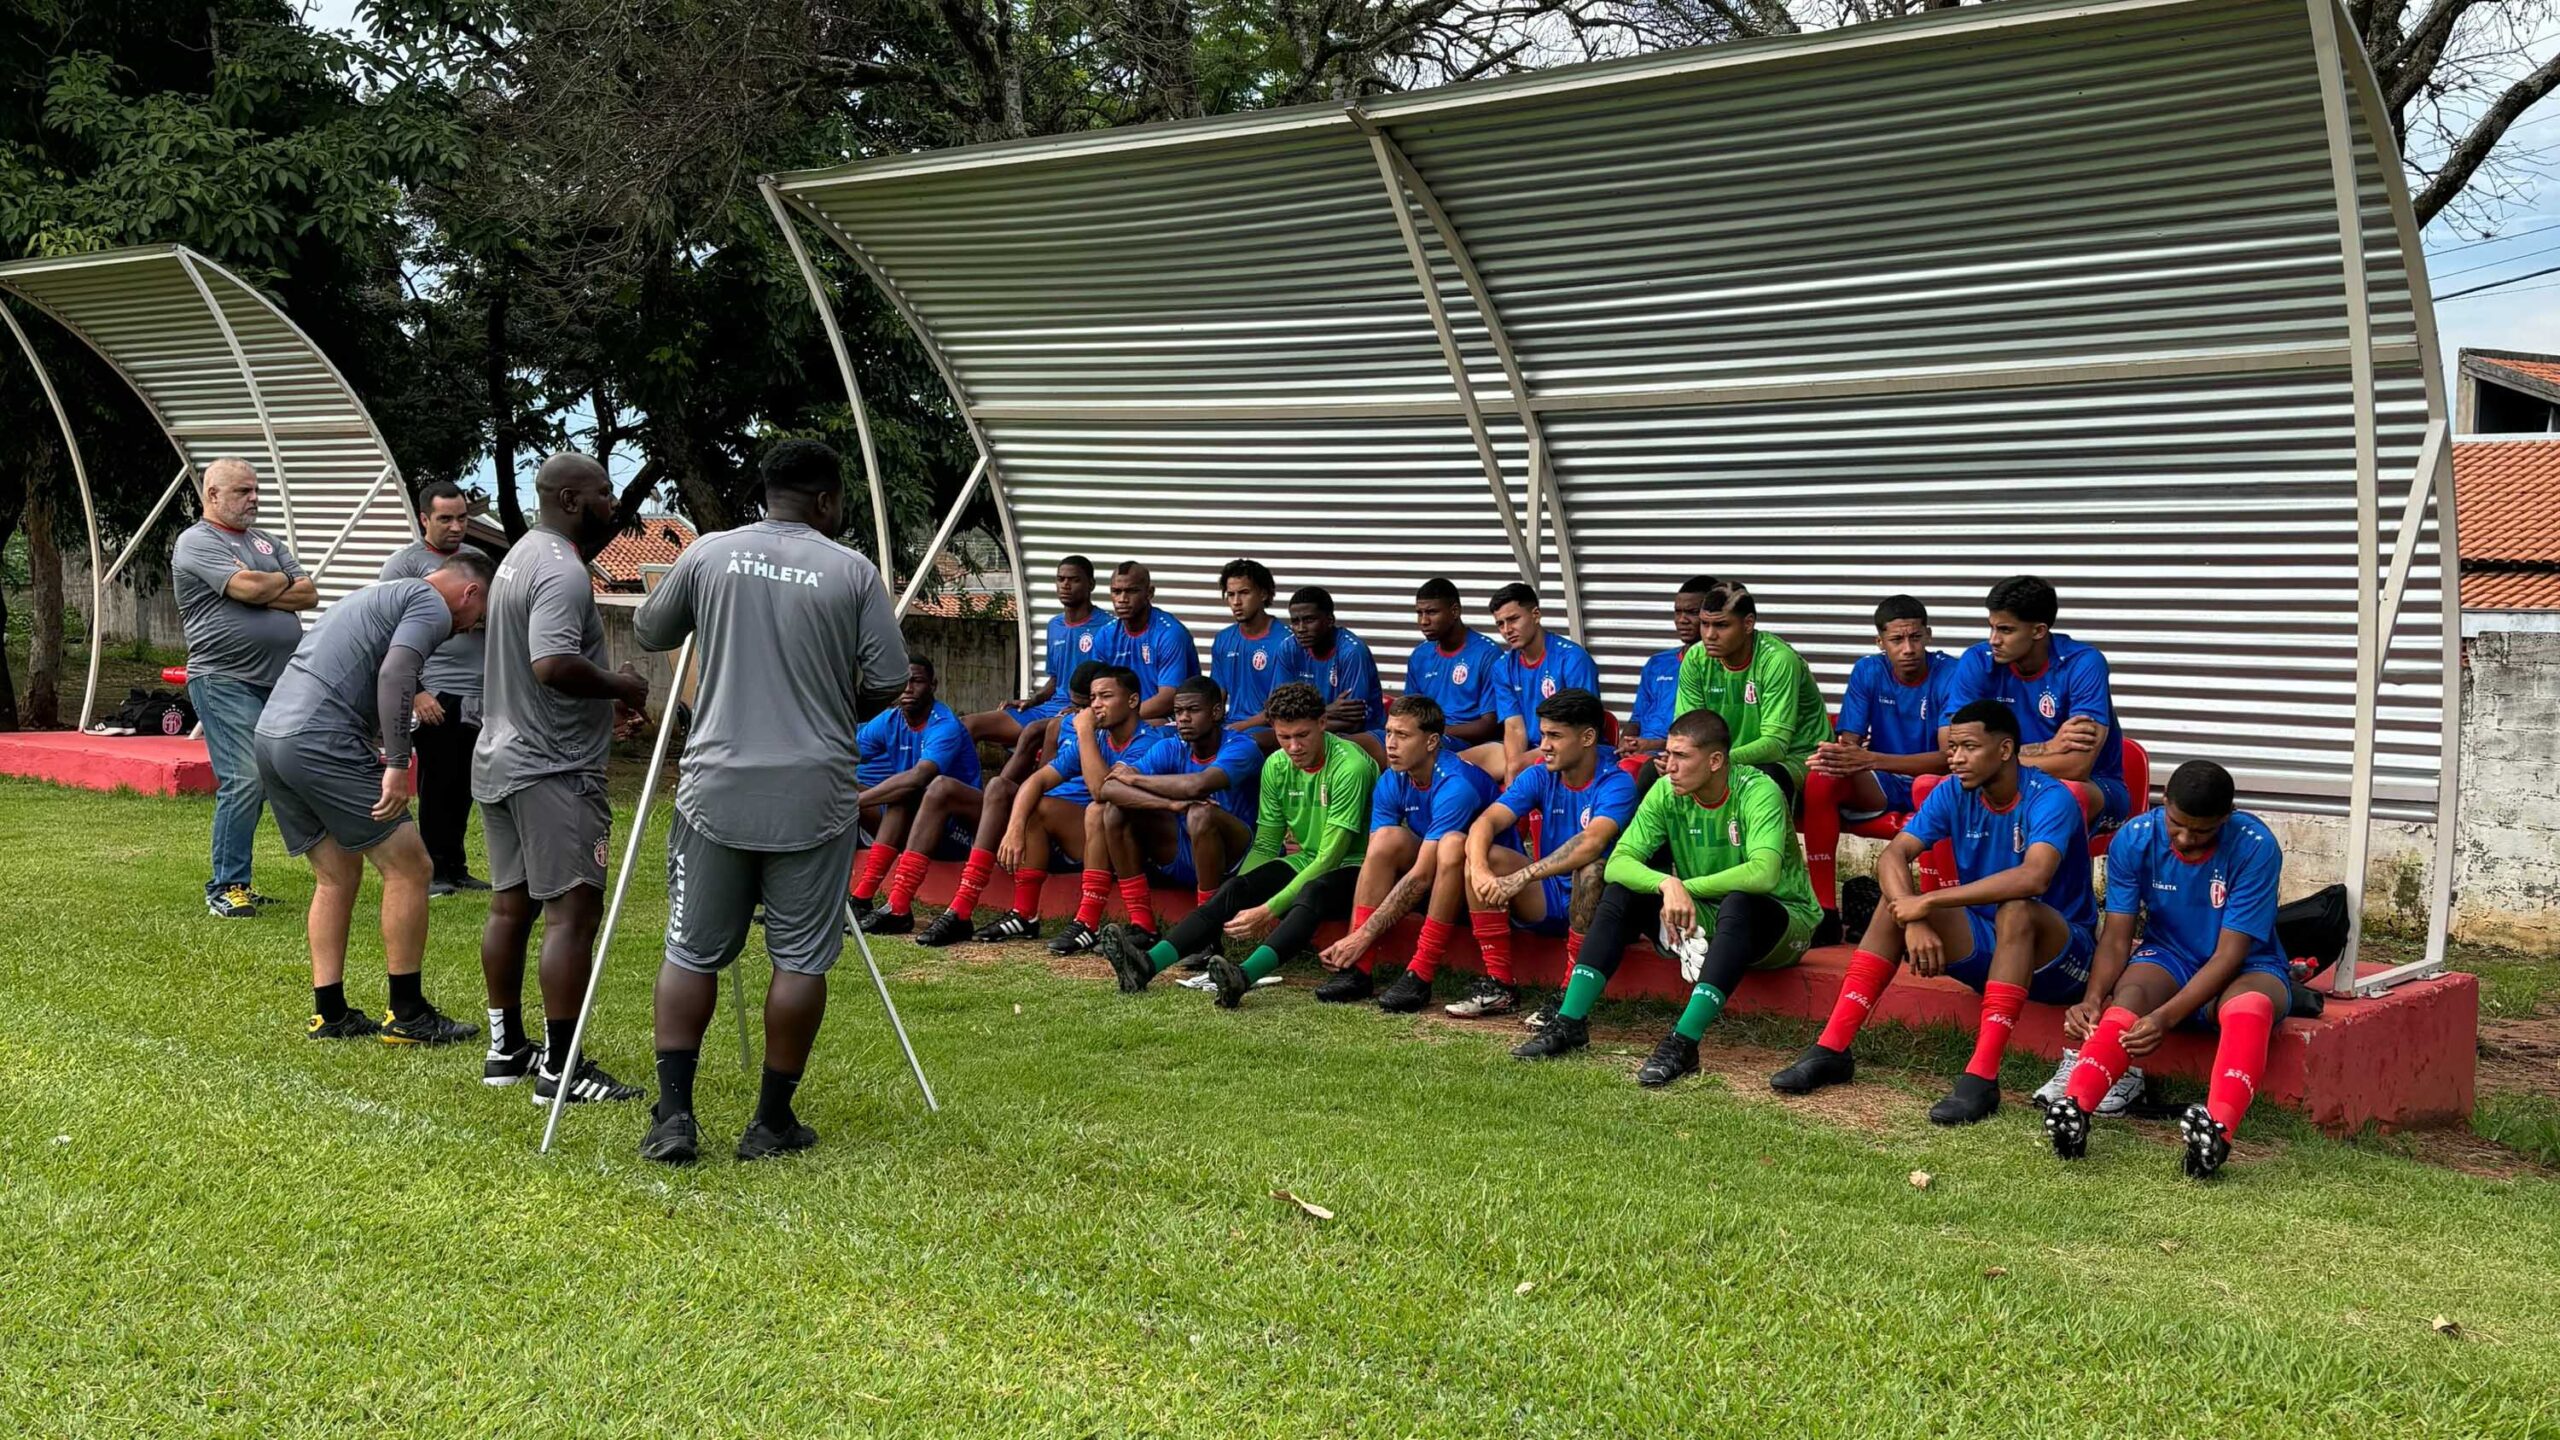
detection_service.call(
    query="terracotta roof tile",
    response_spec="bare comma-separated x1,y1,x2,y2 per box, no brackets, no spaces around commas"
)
2454,438,2560,568
2463,570,2560,610
2469,353,2560,392
592,517,696,591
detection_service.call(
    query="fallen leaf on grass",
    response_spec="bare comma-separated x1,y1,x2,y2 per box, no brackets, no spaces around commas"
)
1983,1267,2008,1278
1515,1281,1535,1295
2157,1240,2181,1255
1012,1004,1022,1015
1272,1189,1334,1221
2432,1316,2462,1338
1909,1170,1933,1190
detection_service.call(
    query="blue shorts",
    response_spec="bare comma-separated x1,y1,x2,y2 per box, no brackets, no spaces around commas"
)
1871,771,1917,813
1945,905,2097,1005
1519,873,1575,936
2090,775,2133,833
1005,696,1069,724
2125,944,2291,1027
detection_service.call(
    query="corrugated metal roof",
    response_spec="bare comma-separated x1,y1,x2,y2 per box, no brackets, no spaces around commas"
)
769,0,2452,822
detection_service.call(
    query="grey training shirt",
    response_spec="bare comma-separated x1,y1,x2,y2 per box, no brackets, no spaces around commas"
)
472,526,612,803
255,579,453,751
633,519,906,852
379,541,489,704
171,520,308,687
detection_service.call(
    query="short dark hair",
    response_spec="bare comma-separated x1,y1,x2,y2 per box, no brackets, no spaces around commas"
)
2166,760,2236,819
1289,585,1335,615
1219,559,1275,596
1176,675,1225,707
907,655,937,680
1669,707,1730,752
1703,581,1756,619
1265,681,1324,724
1873,595,1929,630
1114,560,1148,581
1948,698,2019,740
416,480,467,515
1057,554,1094,578
1535,687,1604,734
1416,577,1461,607
1678,574,1720,597
434,548,497,585
1987,575,2058,627
1099,664,1144,698
1488,582,1539,615
1067,660,1107,698
760,438,842,496
1387,693,1445,733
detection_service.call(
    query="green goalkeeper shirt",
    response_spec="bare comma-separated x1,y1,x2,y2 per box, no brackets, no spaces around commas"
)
1605,765,1822,939
1248,733,1378,909
1673,629,1824,787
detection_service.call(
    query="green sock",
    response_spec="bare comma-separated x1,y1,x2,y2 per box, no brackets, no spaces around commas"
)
1144,940,1178,975
1559,964,1608,1021
1241,946,1283,981
1674,982,1728,1041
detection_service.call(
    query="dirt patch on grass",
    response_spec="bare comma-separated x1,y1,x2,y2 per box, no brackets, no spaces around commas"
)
2477,1015,2560,1103
2390,1126,2556,1181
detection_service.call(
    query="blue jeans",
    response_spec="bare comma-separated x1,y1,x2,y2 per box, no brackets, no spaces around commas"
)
188,675,271,894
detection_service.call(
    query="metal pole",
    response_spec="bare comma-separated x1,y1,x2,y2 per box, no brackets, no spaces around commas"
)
102,463,197,587
760,180,896,587
845,897,939,1112
540,635,692,1154
177,251,298,555
0,297,112,732
307,461,401,589
895,457,988,619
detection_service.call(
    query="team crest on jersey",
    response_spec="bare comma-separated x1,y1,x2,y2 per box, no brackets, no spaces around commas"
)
1728,818,1742,846
1744,680,1758,705
1452,663,1470,685
1327,665,1339,686
2037,691,2057,720
2210,874,2228,909
1141,645,1154,664
1540,675,1557,698
2013,821,2027,854
253,538,274,556
1252,649,1268,671
1579,805,1593,827
1078,633,1094,653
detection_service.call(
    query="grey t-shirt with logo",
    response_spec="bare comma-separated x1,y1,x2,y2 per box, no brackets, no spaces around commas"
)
633,520,907,852
472,526,612,803
255,578,453,744
171,520,307,687
379,541,489,706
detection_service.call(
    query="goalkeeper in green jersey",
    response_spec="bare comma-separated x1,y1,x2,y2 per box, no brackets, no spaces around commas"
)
1672,580,1824,804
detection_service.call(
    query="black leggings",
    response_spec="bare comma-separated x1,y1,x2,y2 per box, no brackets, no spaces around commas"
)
1164,861,1358,958
1580,884,1794,995
412,697,480,882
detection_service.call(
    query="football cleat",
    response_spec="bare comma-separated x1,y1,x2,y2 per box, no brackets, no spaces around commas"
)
1511,1014,1590,1060
737,1119,820,1162
1098,925,1160,994
972,911,1042,944
1443,977,1517,1019
307,1009,380,1041
534,1055,642,1106
2043,1095,2092,1160
483,1043,538,1085
1635,1031,1700,1088
915,909,974,948
379,1004,481,1047
1373,970,1432,1014
1206,956,1252,1010
1769,1043,1855,1095
1047,921,1099,956
639,1107,700,1165
2180,1104,2232,1180
1314,967,1375,1004
1928,1072,2002,1126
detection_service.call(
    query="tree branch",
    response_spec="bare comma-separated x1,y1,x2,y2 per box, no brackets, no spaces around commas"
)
2411,45,2560,226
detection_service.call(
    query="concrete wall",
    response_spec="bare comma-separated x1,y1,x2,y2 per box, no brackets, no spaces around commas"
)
60,559,185,653
592,596,1021,720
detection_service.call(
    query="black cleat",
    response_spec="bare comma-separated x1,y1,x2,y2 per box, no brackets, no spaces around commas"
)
1176,947,1217,973
1522,1000,1558,1031
379,1004,481,1047
534,1055,642,1106
1047,920,1099,956
1840,876,1882,949
428,878,459,898
1444,977,1517,1019
2044,1094,2091,1159
448,874,492,892
1206,956,1252,1009
846,895,875,923
1374,969,1432,1013
973,911,1042,944
1314,967,1375,1004
2180,1104,2232,1180
737,1119,820,1162
1099,924,1160,994
859,907,915,935
915,909,974,947
1929,1072,2002,1126
639,1107,699,1165
1636,1031,1700,1088
1809,909,1843,950
307,1009,380,1041
1770,1043,1856,1095
483,1043,538,1085
1512,1014,1590,1060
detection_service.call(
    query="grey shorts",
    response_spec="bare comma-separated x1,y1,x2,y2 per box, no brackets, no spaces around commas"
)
665,810,863,977
484,772,611,900
253,729,407,856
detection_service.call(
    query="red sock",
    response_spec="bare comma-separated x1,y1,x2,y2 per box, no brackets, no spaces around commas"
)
1074,870,1111,928
1470,910,1515,984
885,850,932,915
1966,980,2028,1082
850,844,895,900
1349,905,1378,973
1197,886,1217,906
1116,874,1158,933
2207,991,2279,1134
1409,917,1456,982
1564,930,1583,966
947,848,996,920
1817,949,1897,1051
2066,1007,2139,1111
1800,771,1843,911
1010,868,1047,919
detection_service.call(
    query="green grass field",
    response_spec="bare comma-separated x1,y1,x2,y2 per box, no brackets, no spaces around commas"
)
5,777,2559,1437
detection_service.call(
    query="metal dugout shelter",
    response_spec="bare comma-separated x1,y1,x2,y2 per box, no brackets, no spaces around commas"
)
0,245,419,734
773,0,2453,991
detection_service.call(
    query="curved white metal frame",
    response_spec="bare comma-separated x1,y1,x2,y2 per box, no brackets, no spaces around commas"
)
765,0,2461,988
0,245,416,731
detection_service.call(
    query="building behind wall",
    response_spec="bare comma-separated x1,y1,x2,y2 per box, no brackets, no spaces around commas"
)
2458,349,2560,435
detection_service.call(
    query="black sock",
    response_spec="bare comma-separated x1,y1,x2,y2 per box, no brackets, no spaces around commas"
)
756,1065,803,1132
387,971,425,1021
656,1049,699,1118
542,1017,575,1073
490,1007,527,1055
314,983,348,1021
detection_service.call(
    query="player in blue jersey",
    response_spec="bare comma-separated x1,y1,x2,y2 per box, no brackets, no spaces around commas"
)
1094,561,1200,721
2043,761,2288,1178
1463,581,1601,785
1943,574,2130,832
847,658,982,927
1210,558,1302,741
1405,578,1504,750
1459,688,1638,1021
904,661,1100,946
1311,695,1502,1013
1048,676,1265,956
1286,585,1387,765
1772,700,2100,1126
1801,594,1958,935
966,554,1101,747
1619,575,1718,784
